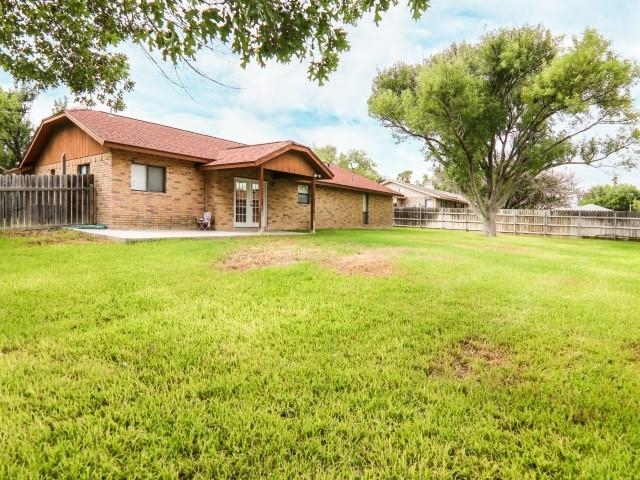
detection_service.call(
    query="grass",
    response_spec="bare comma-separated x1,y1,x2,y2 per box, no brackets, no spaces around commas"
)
1,228,639,478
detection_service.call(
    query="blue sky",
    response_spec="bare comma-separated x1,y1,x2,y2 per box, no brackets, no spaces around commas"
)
7,0,640,189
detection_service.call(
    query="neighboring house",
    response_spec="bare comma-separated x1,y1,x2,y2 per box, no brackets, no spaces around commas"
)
380,179,469,208
19,110,396,230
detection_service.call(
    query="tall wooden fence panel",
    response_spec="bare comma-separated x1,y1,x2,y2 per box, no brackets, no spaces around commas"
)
0,174,95,229
393,207,640,240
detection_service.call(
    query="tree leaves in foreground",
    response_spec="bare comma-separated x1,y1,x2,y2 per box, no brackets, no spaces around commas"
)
580,183,640,211
0,0,430,110
368,25,640,235
0,87,34,171
314,145,383,182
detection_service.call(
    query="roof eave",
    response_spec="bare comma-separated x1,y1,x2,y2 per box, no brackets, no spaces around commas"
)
19,112,68,168
317,181,396,196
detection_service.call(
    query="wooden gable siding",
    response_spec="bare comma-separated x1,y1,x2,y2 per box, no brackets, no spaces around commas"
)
264,152,317,177
37,123,107,166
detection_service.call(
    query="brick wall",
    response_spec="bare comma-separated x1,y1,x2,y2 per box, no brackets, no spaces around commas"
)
34,152,113,225
206,172,314,231
34,153,392,230
110,150,205,229
266,176,313,230
316,186,393,229
205,171,392,231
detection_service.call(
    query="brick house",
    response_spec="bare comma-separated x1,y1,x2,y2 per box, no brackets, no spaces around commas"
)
20,110,395,230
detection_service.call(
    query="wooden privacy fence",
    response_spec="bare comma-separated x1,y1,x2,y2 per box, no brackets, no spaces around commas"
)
393,207,640,240
0,174,95,229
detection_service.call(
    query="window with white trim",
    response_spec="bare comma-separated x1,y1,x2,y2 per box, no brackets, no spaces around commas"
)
131,164,166,193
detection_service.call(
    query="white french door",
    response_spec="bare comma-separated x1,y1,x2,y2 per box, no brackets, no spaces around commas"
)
234,178,267,227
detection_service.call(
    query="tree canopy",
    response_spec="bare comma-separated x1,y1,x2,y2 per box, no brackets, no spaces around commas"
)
369,25,640,235
0,0,430,110
396,170,413,183
314,145,383,182
580,183,640,211
0,87,34,171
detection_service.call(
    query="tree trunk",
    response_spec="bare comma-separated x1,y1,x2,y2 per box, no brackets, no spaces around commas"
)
481,206,498,236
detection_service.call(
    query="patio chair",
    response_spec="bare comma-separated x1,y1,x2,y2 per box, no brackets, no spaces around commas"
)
196,211,213,230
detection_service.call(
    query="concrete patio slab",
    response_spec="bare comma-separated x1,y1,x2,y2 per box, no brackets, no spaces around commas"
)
73,228,306,242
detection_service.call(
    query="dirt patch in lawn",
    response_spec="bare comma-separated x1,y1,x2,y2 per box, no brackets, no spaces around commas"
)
217,244,325,271
426,337,509,379
0,228,108,245
217,242,404,277
326,249,398,276
626,341,640,363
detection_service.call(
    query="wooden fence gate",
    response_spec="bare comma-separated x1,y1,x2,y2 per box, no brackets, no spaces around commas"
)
0,174,95,229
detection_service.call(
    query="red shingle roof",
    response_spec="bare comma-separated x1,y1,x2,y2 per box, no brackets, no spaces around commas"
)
66,109,243,161
319,164,396,196
212,141,294,165
22,110,395,196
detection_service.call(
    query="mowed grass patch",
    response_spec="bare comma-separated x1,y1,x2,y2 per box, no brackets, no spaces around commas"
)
1,228,639,478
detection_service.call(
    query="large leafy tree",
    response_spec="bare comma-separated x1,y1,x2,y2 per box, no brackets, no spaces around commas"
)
580,183,640,211
314,144,383,181
369,26,640,235
0,87,34,171
0,0,429,110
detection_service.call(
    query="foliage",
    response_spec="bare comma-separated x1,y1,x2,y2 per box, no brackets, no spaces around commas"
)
52,96,69,115
0,0,430,110
422,165,456,191
314,144,383,181
396,169,413,183
505,169,579,209
0,86,34,171
369,25,640,235
580,183,640,211
1,229,639,477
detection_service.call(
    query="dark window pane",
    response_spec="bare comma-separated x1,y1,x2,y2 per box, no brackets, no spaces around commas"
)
147,166,165,192
297,184,310,204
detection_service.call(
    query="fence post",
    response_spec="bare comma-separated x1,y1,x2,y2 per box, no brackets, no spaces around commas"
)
441,209,444,229
543,210,548,236
578,210,582,237
614,211,617,240
513,210,517,235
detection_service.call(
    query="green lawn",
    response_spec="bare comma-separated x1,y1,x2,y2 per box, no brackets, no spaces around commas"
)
1,228,639,479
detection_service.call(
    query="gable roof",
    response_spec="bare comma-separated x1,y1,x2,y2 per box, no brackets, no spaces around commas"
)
319,165,396,196
21,109,244,167
380,179,468,203
20,110,331,178
200,140,333,178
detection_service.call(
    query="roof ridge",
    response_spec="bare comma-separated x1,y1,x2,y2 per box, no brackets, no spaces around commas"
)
223,140,294,151
66,109,247,146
